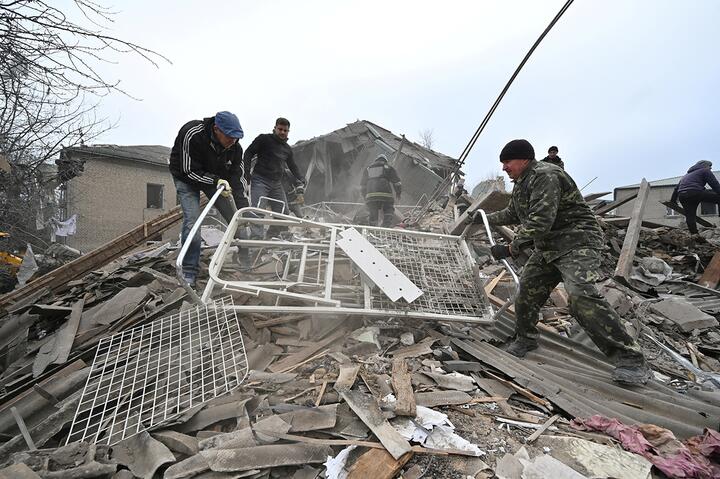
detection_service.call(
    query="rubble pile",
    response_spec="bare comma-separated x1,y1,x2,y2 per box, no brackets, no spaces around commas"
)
0,194,718,478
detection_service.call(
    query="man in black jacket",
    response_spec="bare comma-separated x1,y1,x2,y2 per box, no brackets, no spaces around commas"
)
244,117,305,238
541,146,565,169
360,154,402,227
169,111,249,286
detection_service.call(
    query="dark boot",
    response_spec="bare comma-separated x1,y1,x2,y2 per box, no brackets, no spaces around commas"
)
612,355,652,385
506,337,539,358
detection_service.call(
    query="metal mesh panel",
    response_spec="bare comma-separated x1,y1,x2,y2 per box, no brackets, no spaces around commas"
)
66,296,248,446
364,229,491,318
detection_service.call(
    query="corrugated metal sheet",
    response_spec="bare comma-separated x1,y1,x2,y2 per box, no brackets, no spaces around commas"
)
454,312,720,438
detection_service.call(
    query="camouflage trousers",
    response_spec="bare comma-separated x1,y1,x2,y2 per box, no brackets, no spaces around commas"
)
514,248,644,361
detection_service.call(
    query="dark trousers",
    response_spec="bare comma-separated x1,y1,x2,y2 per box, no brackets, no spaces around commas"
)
250,174,288,239
678,190,720,234
174,177,247,279
366,199,395,227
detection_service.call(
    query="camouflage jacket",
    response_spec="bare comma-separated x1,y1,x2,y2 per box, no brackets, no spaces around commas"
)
486,160,603,261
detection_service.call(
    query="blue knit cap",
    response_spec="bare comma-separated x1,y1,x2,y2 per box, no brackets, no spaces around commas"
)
214,111,244,139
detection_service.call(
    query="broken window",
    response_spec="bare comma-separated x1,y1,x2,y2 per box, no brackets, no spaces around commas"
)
146,183,164,209
700,201,717,216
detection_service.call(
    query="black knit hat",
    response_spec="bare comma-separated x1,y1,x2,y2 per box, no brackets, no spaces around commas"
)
499,139,535,162
548,145,558,153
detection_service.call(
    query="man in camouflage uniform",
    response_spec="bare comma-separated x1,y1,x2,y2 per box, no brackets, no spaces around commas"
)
472,139,651,385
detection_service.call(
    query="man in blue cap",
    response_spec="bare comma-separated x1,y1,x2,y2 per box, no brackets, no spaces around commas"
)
169,111,250,286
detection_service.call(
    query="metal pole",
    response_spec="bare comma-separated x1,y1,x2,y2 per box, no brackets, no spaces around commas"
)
176,186,226,304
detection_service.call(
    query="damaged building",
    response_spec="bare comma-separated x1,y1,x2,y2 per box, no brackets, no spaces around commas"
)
57,145,176,252
292,120,458,207
0,169,719,478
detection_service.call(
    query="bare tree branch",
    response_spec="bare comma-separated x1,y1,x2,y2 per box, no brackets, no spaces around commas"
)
0,0,169,251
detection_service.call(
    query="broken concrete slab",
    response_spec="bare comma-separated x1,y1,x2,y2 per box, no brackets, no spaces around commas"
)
200,444,333,472
495,452,524,479
112,430,176,479
650,297,719,332
520,454,588,479
537,435,652,479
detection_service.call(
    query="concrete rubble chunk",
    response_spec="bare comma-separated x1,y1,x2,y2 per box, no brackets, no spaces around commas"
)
112,430,176,479
650,297,719,332
200,444,333,472
520,454,588,479
538,436,652,479
495,452,524,479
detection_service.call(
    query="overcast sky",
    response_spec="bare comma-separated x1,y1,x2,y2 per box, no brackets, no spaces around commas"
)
84,0,720,196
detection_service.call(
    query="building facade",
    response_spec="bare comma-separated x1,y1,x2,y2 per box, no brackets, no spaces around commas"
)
614,172,720,228
58,145,176,252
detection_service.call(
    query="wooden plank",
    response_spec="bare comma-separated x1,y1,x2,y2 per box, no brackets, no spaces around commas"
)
334,365,360,393
593,192,638,216
484,271,506,295
269,327,344,373
340,390,412,460
450,189,511,235
525,414,561,443
661,201,715,228
347,448,413,479
699,251,720,289
583,191,611,202
10,407,35,450
0,202,195,309
391,358,416,417
614,179,650,281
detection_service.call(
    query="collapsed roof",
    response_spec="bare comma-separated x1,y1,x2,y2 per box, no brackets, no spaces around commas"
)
292,120,459,205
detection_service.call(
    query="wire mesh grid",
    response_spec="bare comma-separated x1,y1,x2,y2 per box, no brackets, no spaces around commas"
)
363,229,492,318
66,296,248,446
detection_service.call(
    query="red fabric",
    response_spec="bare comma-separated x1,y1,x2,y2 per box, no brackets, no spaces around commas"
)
572,415,719,479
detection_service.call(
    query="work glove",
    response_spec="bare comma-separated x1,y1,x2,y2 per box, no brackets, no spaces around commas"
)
490,244,512,260
217,179,232,198
465,210,480,224
295,193,305,206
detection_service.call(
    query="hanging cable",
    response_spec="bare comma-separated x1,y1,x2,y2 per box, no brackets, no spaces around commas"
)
412,0,576,223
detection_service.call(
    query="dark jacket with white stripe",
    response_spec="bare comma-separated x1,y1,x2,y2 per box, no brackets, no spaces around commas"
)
169,117,249,202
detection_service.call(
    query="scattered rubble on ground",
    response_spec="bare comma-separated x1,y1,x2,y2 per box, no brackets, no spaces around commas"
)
0,183,718,478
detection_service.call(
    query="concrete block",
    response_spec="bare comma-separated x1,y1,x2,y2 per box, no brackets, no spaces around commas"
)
650,298,719,332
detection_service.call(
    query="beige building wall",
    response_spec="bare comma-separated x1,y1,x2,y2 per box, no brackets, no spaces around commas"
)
65,157,178,252
614,185,720,228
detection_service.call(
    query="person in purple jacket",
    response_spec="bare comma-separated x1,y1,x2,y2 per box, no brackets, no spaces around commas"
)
670,160,720,235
